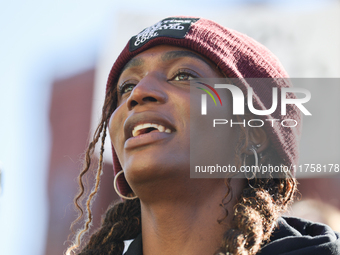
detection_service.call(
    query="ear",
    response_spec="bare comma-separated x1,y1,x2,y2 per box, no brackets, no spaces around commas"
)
243,127,270,155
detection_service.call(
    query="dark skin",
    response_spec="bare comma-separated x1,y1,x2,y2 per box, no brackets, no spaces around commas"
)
109,45,268,255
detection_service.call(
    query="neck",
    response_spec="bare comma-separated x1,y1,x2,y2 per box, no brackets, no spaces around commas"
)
139,178,245,255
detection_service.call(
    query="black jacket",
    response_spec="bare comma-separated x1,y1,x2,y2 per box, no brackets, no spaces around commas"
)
124,217,340,255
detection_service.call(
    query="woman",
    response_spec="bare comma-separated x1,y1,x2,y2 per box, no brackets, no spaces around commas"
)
66,17,340,255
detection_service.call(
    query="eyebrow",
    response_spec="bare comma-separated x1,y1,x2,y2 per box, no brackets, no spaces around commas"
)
121,58,144,73
121,50,214,73
161,50,213,67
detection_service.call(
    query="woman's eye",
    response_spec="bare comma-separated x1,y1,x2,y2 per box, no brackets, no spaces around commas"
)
173,72,195,81
119,83,136,95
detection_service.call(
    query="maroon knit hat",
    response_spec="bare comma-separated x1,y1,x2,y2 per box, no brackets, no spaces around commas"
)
106,17,301,196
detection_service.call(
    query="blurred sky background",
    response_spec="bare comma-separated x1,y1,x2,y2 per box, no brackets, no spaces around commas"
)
0,0,339,255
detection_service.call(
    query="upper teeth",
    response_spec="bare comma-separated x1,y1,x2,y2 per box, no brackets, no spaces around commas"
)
132,123,171,137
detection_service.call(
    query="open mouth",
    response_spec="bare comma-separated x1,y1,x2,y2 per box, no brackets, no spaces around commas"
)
132,123,172,137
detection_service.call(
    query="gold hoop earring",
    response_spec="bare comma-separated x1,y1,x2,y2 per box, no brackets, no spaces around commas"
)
243,146,258,180
113,170,138,200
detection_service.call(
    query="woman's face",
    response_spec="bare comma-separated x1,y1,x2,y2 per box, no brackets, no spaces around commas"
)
109,45,239,190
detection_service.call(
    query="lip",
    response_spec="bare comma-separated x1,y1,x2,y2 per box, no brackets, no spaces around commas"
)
123,111,176,149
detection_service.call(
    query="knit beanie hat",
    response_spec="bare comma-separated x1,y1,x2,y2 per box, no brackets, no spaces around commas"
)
106,17,302,196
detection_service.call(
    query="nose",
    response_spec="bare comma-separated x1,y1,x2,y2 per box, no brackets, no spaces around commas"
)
126,74,168,110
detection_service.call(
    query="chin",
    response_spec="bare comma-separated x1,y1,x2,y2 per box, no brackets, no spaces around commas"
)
123,152,190,187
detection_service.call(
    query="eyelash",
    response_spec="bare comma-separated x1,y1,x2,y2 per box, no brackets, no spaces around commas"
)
118,69,199,96
118,81,137,96
170,69,198,82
